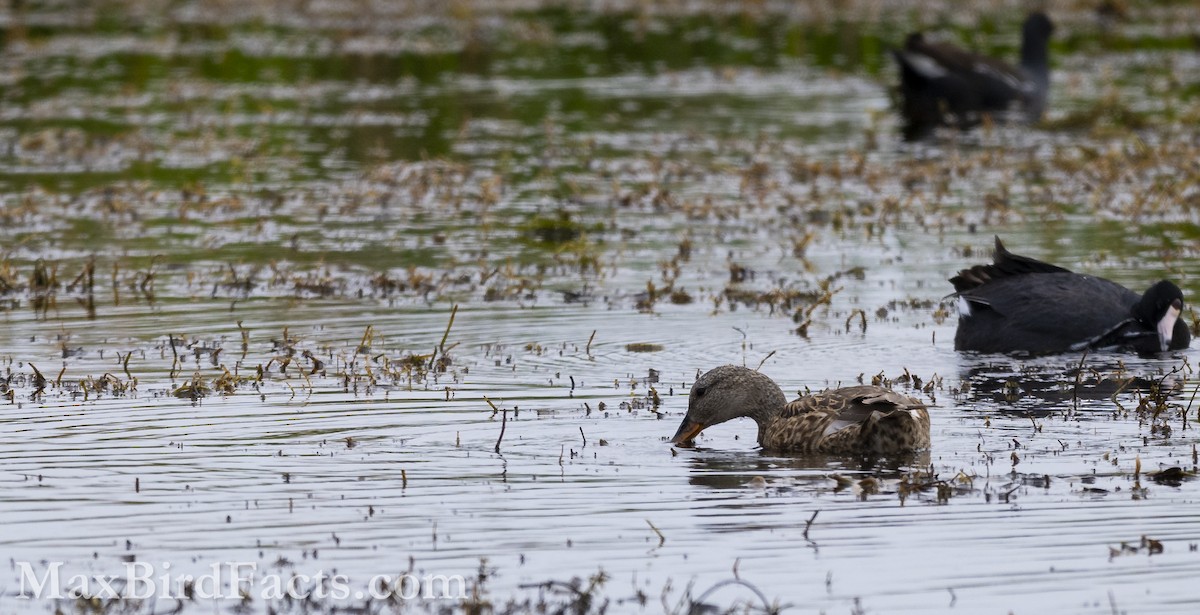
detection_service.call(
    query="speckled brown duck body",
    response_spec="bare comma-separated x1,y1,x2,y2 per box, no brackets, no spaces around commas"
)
670,365,930,455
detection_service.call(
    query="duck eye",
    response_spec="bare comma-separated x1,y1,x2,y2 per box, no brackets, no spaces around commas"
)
694,386,707,398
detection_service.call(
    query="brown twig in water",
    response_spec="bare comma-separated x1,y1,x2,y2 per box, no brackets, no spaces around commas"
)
755,350,777,372
495,408,507,454
1184,376,1200,428
516,580,589,598
845,308,867,333
646,519,665,547
579,426,587,448
439,304,459,354
29,363,46,388
691,579,777,615
167,334,180,378
485,396,507,454
585,330,596,357
357,325,373,355
1072,349,1089,414
803,510,819,541
1107,376,1136,417
237,320,249,359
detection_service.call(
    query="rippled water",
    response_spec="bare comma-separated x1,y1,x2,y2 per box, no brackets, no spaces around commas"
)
2,2,1200,614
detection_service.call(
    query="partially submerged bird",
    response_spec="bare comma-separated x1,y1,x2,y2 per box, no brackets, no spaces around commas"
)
951,237,1190,355
670,365,930,455
891,12,1054,139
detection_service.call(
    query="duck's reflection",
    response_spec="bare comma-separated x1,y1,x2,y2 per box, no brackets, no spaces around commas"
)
680,448,931,492
956,354,1180,414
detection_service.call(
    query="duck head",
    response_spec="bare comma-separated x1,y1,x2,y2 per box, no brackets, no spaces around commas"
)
1020,12,1055,120
1131,280,1190,352
670,365,786,445
1020,12,1055,67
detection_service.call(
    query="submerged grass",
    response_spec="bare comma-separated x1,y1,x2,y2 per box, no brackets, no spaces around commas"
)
52,566,784,615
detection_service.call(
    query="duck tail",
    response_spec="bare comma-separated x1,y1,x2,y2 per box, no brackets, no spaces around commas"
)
866,407,929,453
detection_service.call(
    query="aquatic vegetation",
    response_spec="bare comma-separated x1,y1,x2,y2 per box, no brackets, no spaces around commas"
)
520,210,586,245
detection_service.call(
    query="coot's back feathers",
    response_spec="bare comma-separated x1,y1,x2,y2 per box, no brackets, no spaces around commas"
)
950,236,1070,293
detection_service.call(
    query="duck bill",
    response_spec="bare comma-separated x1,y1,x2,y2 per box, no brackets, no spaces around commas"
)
1157,303,1182,351
670,417,705,445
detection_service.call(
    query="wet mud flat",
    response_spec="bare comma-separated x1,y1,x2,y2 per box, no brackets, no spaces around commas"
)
3,1,1200,613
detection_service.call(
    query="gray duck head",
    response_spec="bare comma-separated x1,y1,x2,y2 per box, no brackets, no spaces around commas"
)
670,365,787,445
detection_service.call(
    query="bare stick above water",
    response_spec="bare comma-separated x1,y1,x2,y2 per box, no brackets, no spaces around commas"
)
167,334,179,378
439,304,459,354
485,396,506,454
646,519,665,547
1072,349,1089,414
803,510,820,541
755,350,777,372
495,408,507,454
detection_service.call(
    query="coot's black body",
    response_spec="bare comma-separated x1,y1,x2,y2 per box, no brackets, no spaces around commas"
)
892,13,1054,139
951,238,1189,355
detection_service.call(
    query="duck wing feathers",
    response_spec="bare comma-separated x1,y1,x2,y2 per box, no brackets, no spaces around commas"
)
769,386,930,455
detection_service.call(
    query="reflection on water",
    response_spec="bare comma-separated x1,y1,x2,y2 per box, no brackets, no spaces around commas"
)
958,355,1173,414
682,447,933,494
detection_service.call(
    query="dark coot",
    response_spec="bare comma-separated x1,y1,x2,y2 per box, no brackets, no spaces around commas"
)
951,237,1189,355
892,12,1054,139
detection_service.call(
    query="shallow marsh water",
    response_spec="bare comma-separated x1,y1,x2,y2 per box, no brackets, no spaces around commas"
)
2,2,1200,614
